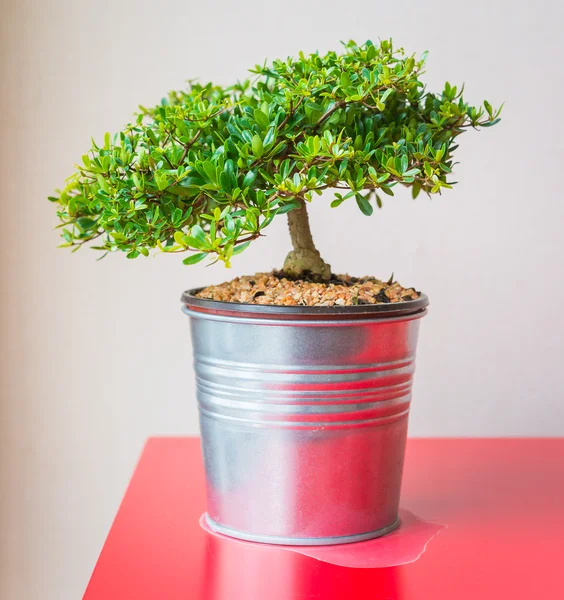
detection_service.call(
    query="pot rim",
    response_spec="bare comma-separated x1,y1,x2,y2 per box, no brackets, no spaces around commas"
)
181,288,429,320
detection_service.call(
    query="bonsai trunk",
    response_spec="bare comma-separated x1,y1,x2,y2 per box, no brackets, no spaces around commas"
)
283,197,331,281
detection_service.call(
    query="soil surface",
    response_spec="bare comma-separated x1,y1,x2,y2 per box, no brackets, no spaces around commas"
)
195,271,420,307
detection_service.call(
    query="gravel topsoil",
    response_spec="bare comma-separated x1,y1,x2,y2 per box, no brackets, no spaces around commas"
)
195,272,420,307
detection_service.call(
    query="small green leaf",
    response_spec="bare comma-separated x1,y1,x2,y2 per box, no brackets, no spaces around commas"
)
224,214,235,233
481,118,501,127
183,236,205,249
381,88,393,103
253,109,270,130
242,170,257,188
246,210,258,230
203,161,217,183
76,217,97,230
330,193,345,208
96,174,110,193
435,145,445,162
191,225,207,244
146,129,159,145
172,208,182,224
251,134,264,157
168,185,193,197
232,241,251,255
155,173,169,190
276,200,301,214
355,193,373,216
400,155,408,173
183,252,208,265
484,100,493,117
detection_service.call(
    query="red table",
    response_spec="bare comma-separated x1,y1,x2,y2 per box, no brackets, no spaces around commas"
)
84,438,564,599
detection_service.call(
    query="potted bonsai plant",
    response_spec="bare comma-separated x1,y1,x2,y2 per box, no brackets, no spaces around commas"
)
50,40,500,545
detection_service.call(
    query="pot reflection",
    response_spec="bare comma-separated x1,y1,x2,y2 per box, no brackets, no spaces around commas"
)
200,530,405,600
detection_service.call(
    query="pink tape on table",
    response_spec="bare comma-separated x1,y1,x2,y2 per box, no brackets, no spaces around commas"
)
200,509,444,569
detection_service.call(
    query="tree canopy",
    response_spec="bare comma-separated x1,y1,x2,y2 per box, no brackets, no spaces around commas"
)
50,39,501,269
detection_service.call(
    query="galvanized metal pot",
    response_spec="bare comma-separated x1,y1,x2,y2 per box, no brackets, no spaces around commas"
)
182,290,428,545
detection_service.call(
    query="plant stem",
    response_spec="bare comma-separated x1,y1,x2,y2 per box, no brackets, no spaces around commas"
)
283,197,331,280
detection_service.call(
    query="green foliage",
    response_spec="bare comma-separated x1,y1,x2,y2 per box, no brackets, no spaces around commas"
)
49,40,501,266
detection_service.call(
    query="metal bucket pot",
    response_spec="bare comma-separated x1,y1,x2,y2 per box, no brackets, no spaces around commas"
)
182,290,428,545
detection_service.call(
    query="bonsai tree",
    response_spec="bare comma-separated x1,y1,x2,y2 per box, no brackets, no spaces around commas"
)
49,39,500,281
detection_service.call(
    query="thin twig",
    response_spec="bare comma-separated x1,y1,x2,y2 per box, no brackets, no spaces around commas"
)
179,129,203,164
278,96,304,130
72,231,104,247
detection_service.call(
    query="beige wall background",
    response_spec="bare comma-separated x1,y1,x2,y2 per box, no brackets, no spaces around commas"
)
1,0,563,598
